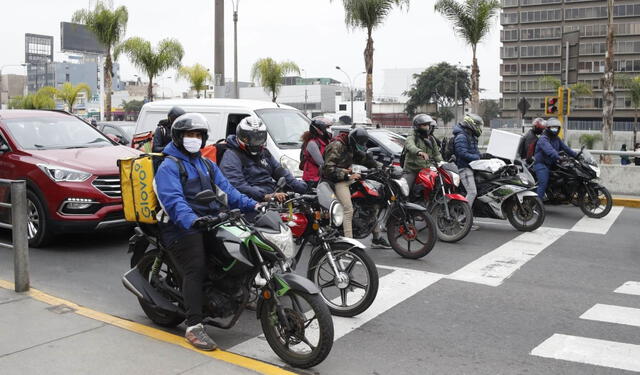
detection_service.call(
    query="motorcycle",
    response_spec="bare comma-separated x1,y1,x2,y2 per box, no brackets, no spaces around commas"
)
276,182,379,317
349,165,437,259
462,158,545,231
122,189,334,369
412,162,473,243
530,147,612,218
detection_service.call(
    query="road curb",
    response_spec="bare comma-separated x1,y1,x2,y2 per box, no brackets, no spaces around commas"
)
0,279,298,375
612,197,640,208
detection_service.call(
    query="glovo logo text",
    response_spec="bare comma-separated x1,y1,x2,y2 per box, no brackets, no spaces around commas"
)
134,162,153,219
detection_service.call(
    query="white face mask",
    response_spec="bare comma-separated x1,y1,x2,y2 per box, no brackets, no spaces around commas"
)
182,137,202,153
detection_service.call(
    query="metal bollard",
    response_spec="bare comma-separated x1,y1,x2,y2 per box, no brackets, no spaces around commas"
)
11,181,29,292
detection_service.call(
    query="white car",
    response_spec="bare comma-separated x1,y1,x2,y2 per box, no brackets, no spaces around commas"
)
134,99,309,176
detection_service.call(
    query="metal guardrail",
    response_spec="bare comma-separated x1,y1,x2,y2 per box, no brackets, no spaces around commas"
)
0,179,29,292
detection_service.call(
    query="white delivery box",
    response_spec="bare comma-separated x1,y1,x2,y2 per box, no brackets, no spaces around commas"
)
486,129,522,161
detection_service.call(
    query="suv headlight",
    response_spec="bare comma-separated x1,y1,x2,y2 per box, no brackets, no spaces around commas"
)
330,201,344,227
280,155,302,178
261,226,295,259
37,164,91,182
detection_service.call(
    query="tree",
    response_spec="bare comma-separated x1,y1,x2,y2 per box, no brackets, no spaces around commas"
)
479,99,500,126
8,88,56,109
72,1,128,120
41,82,91,112
579,133,602,149
435,0,500,113
250,58,300,102
114,37,184,101
122,99,144,120
539,75,593,97
177,64,212,99
601,0,615,162
624,76,640,147
404,62,470,118
333,0,410,120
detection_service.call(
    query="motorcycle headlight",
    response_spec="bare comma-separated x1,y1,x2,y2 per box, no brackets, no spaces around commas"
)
449,171,461,187
589,165,600,178
37,164,91,182
280,155,302,178
394,177,410,197
330,201,344,227
261,226,295,259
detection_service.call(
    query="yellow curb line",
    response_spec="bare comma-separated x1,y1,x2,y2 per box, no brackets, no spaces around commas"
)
0,279,296,375
613,198,640,208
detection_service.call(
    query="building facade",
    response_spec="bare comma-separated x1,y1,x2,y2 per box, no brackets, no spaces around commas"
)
0,74,27,109
500,0,640,120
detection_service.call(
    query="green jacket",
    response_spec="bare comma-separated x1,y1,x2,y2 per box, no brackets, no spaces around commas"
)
402,132,443,173
322,134,379,182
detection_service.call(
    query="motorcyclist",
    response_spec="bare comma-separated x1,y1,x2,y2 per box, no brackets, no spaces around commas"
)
533,118,577,199
518,117,546,163
322,127,390,248
403,114,443,191
219,116,307,202
154,113,259,351
453,114,484,208
152,106,186,153
301,117,334,188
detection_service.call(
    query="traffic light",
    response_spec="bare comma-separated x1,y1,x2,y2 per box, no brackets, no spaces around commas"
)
545,96,559,115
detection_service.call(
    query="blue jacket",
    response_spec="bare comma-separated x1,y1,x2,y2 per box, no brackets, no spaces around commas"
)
155,142,257,243
219,135,307,201
453,124,480,169
534,133,577,167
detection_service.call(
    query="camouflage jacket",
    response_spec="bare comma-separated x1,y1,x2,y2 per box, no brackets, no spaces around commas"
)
322,134,379,182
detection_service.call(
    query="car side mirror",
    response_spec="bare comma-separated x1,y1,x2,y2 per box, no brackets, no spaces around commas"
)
0,141,9,153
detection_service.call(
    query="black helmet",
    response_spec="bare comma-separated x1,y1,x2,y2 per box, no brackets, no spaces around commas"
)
167,106,186,125
236,116,268,156
171,113,209,152
412,114,435,137
348,127,368,154
462,113,484,137
545,117,562,137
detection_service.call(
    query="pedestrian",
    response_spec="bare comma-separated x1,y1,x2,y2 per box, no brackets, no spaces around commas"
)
620,144,631,165
300,117,333,189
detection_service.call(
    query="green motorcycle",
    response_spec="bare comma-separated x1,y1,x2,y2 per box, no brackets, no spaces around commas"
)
122,189,334,369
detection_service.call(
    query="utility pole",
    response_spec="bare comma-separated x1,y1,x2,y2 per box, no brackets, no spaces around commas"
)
232,0,239,99
214,0,225,98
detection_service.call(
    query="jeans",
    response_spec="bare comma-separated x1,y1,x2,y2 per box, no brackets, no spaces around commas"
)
459,168,477,207
534,163,550,199
403,171,417,194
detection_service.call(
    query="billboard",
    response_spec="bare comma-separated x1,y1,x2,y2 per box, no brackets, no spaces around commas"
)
60,22,106,55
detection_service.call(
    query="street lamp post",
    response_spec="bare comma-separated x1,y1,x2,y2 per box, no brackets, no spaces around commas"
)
231,0,240,99
0,63,28,109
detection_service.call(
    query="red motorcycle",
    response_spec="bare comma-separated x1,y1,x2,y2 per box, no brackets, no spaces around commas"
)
412,162,473,243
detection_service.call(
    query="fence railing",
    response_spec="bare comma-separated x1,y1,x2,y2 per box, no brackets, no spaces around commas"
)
490,118,639,131
0,179,29,292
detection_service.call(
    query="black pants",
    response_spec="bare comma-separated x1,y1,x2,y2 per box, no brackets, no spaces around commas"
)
169,232,214,327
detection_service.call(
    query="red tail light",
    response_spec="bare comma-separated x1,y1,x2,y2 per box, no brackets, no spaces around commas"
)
392,162,401,167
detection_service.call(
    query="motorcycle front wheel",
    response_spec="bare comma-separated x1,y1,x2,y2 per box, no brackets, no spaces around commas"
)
505,196,545,232
387,208,437,259
579,184,612,218
307,244,379,317
430,200,473,243
260,290,334,369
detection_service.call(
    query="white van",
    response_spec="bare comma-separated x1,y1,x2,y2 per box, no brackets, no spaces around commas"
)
134,99,309,177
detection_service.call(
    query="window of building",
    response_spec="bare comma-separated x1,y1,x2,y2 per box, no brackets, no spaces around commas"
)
501,46,519,59
580,42,607,55
565,6,607,20
339,104,347,111
501,98,518,110
501,81,518,93
520,26,562,40
501,63,519,75
616,40,640,54
501,29,519,42
614,4,640,18
520,0,561,6
501,0,519,7
520,44,561,58
520,62,561,75
520,9,562,23
501,12,519,25
519,80,555,92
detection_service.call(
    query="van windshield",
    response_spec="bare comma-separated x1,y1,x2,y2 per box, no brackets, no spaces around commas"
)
255,109,310,149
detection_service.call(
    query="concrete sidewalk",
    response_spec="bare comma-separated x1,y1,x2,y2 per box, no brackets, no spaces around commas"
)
0,283,295,375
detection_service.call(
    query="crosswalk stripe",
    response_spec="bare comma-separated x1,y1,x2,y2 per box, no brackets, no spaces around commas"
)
580,303,640,328
615,281,640,296
446,227,568,287
229,267,445,366
531,333,640,372
570,206,624,235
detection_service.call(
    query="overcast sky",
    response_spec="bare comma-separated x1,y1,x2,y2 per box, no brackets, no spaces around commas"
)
0,0,502,99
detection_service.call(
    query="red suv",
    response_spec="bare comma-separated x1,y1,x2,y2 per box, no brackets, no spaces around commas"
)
0,110,140,247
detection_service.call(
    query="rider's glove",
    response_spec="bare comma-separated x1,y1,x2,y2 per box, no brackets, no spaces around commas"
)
254,202,268,212
480,153,493,160
192,216,217,230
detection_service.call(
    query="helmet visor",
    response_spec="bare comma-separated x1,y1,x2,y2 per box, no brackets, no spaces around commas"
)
239,129,268,147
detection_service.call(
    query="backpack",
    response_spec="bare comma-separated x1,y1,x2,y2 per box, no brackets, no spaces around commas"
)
441,136,457,162
131,131,154,153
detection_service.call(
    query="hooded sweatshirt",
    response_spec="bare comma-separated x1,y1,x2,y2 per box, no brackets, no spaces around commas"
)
452,124,480,169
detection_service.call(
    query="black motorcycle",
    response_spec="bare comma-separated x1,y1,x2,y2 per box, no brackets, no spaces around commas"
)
122,190,334,369
531,147,612,218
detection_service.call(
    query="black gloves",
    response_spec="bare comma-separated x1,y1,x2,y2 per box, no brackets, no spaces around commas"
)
192,213,229,230
480,153,493,160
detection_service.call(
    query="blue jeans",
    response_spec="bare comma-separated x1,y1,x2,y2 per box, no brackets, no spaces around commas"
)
534,163,550,199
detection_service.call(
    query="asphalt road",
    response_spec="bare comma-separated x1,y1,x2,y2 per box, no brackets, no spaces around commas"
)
1,204,640,375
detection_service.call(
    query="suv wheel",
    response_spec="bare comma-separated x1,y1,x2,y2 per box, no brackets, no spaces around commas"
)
27,190,54,247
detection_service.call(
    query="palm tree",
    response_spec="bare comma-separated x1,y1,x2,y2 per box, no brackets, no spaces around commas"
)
625,76,640,147
41,83,92,112
435,0,500,113
72,1,128,120
177,64,212,99
333,0,409,120
539,76,593,97
250,58,300,102
114,37,184,101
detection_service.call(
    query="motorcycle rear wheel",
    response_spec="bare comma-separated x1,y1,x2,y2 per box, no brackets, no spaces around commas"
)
505,196,545,232
260,290,334,369
136,251,185,328
430,200,473,243
387,209,437,259
579,185,612,218
307,244,379,317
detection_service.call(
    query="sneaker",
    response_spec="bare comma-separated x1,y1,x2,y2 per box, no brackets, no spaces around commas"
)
185,323,217,351
371,237,392,249
470,224,480,231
